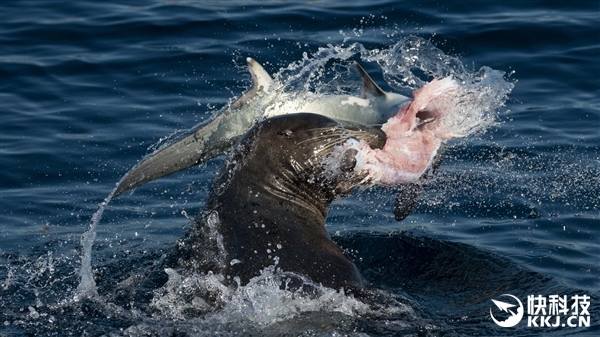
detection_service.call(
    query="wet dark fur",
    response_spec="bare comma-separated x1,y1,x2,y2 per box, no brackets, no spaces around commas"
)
176,113,387,291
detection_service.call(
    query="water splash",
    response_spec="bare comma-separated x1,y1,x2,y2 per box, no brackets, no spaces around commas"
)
369,37,514,137
261,36,513,139
75,184,118,299
146,265,415,333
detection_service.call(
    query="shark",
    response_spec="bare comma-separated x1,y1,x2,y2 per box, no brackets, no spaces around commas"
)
113,58,411,198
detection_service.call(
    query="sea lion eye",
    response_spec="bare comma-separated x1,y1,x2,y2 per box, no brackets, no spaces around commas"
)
277,129,293,137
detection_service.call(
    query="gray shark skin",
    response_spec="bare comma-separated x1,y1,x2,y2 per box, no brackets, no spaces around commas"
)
113,58,410,197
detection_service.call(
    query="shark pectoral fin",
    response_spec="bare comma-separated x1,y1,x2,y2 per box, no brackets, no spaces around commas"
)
393,182,421,221
393,147,446,220
355,62,386,98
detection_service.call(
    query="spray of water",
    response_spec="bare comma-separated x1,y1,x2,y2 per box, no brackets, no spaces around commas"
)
146,265,415,332
75,182,117,300
244,37,513,150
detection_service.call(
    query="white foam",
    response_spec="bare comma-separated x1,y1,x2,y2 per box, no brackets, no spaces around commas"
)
148,265,414,328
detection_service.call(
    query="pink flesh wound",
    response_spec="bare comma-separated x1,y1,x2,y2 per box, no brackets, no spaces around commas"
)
355,77,460,185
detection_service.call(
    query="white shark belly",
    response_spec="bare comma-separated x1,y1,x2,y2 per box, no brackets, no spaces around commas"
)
263,94,404,125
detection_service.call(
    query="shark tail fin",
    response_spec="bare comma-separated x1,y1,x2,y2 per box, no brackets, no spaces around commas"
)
114,58,274,197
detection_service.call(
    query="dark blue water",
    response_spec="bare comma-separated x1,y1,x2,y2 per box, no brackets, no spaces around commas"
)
1,1,598,336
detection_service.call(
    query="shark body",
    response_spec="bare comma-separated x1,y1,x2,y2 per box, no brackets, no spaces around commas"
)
114,58,410,196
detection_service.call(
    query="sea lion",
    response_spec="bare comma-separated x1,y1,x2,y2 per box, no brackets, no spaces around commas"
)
174,113,387,291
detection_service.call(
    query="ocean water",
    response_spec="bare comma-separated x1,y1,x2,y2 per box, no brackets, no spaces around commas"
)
1,1,598,336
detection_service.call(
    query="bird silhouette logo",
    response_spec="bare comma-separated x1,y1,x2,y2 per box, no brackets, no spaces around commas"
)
490,294,524,327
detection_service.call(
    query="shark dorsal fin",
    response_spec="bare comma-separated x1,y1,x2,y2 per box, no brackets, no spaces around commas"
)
356,62,386,98
230,58,274,110
247,57,273,93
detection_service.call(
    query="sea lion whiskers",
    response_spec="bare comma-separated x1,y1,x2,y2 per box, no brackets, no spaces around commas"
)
296,126,351,152
300,126,379,146
302,130,360,162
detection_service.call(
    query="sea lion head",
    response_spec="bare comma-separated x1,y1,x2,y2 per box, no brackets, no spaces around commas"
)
214,113,387,212
180,113,386,290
